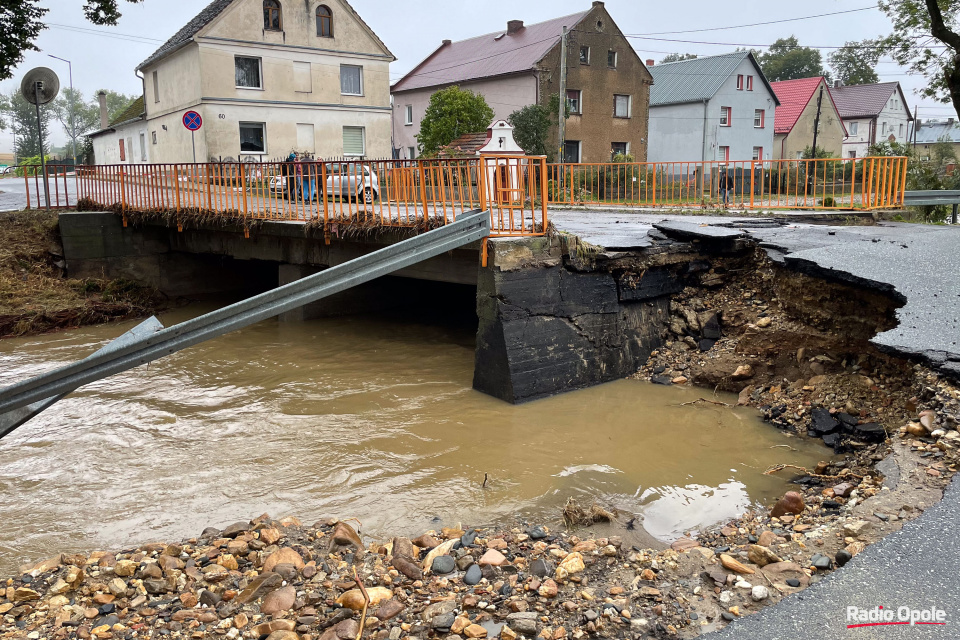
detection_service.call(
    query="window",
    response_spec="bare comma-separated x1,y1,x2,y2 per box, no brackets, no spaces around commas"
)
796,151,803,159
737,74,744,90
317,5,333,37
614,94,631,118
608,50,617,68
881,122,887,134
719,145,730,162
848,150,857,158
405,105,413,125
297,123,315,153
139,133,147,161
235,56,262,88
294,61,311,92
849,121,858,136
343,126,365,156
408,146,416,159
566,90,582,114
899,123,904,137
611,142,628,159
263,0,281,31
754,109,764,128
152,71,159,103
579,47,590,64
239,122,266,153
341,65,362,95
720,106,731,126
752,146,762,161
747,75,753,91
119,138,126,162
563,140,581,163
151,131,157,145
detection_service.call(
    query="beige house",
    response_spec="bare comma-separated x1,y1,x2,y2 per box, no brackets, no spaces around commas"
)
92,0,394,164
770,77,845,160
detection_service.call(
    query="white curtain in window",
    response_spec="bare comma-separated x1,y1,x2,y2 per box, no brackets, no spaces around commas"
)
236,57,261,88
341,65,362,95
614,95,629,118
343,126,365,155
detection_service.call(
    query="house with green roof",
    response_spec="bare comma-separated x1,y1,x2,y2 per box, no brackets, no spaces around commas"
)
88,95,148,164
647,52,778,164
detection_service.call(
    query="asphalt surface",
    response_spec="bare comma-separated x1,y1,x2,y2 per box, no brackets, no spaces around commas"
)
550,209,960,638
0,175,78,211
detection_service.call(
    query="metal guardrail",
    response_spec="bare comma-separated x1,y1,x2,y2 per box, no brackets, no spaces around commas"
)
545,157,908,211
0,210,490,418
903,190,960,224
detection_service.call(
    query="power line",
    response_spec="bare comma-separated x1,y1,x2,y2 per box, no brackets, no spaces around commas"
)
624,36,947,50
47,22,165,45
626,7,876,36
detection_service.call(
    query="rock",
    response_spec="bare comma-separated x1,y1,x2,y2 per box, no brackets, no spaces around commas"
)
423,601,457,624
392,537,416,560
810,408,841,436
835,550,853,567
464,564,482,585
538,579,558,598
335,619,359,640
556,552,584,577
375,599,404,621
751,586,769,602
412,534,440,549
432,556,456,575
218,554,239,571
14,587,40,602
336,587,393,611
464,625,487,639
747,545,781,568
651,375,673,386
422,538,458,570
331,522,363,550
852,422,886,442
262,547,304,573
672,376,688,384
906,422,929,437
254,621,296,636
699,339,717,352
266,632,300,640
261,586,296,615
761,562,809,589
530,558,552,578
507,613,538,636
832,483,854,498
143,578,173,595
392,555,423,581
260,528,282,545
719,554,754,575
107,578,127,597
500,625,517,640
236,572,282,605
811,554,832,570
478,549,507,567
700,313,722,339
769,492,805,518
432,612,456,631
919,410,936,431
272,562,298,582
451,617,471,635
114,560,137,577
670,538,700,552
222,522,249,538
842,520,872,539
732,365,754,380
200,590,222,607
756,531,783,547
756,317,772,328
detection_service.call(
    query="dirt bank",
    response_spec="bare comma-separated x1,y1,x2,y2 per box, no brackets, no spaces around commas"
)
0,211,165,338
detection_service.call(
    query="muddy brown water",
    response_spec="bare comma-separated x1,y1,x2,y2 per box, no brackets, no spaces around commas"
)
0,301,827,576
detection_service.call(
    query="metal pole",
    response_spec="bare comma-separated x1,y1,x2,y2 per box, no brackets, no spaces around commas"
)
557,26,568,163
953,203,958,225
34,84,51,210
191,130,197,163
49,55,77,167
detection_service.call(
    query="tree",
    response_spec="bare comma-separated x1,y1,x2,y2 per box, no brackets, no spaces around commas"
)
877,0,960,120
659,53,697,64
0,90,51,158
0,0,144,81
51,88,97,162
416,86,494,156
508,104,551,156
759,36,828,82
828,41,881,86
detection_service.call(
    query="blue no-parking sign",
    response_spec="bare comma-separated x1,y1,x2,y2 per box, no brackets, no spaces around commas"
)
183,111,203,131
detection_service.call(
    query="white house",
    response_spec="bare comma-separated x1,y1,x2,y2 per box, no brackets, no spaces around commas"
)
829,82,913,158
647,51,779,163
90,0,394,164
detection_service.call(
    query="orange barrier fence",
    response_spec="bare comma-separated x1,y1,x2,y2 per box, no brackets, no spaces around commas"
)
67,157,548,238
21,165,76,210
546,157,908,210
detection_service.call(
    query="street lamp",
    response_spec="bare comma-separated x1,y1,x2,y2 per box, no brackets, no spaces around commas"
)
48,54,77,167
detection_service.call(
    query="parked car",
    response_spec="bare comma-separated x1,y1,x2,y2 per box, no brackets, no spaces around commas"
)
269,175,287,195
324,163,379,203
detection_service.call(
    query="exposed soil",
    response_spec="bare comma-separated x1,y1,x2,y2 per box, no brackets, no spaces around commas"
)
0,211,166,338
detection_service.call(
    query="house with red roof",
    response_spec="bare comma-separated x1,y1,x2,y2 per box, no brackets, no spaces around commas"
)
770,77,846,160
829,82,913,158
391,2,653,163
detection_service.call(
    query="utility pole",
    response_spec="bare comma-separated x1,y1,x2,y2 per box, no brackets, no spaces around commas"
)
557,26,568,163
49,55,77,167
811,86,824,157
912,105,919,151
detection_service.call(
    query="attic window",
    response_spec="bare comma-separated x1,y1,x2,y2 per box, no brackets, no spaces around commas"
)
317,5,333,38
263,0,281,31
596,20,604,31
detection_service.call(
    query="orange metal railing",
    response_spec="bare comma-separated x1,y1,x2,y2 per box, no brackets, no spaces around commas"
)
20,165,76,210
67,156,548,238
545,156,908,210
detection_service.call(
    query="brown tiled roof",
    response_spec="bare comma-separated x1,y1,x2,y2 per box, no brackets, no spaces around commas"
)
829,82,911,120
392,10,590,93
436,132,490,157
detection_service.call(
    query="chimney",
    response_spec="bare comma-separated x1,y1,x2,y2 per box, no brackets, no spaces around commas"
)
592,1,604,6
442,39,451,46
833,79,842,89
98,91,109,129
949,118,956,125
507,20,524,34
646,59,655,67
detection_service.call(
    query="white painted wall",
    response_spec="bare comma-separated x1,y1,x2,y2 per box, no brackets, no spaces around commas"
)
92,120,151,165
841,91,912,158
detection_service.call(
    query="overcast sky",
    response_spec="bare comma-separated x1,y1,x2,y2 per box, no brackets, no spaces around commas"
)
2,0,958,153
